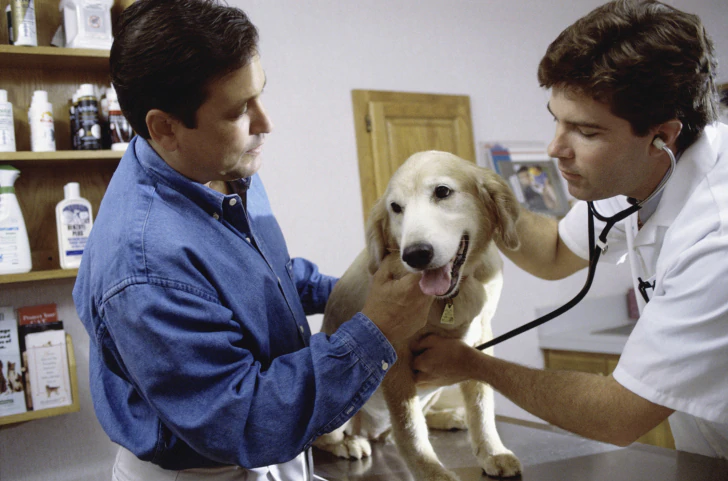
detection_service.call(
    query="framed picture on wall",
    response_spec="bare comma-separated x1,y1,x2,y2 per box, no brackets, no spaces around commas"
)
494,158,571,217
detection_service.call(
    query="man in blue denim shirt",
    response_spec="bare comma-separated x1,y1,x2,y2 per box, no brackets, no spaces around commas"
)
72,1,433,480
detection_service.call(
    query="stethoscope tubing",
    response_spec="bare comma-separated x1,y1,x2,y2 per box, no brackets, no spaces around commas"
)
475,142,676,351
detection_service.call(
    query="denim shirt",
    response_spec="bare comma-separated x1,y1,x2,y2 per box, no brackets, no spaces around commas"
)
73,137,396,470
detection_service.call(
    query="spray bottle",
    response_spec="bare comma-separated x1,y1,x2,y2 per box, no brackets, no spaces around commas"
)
0,165,32,275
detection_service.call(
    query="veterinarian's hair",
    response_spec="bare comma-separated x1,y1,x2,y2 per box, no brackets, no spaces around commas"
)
537,0,719,153
110,0,259,139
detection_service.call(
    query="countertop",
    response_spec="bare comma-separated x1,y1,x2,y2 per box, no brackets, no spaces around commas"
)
536,295,636,355
313,420,728,481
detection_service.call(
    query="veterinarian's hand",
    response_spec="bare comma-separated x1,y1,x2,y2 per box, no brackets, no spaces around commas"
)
362,254,434,343
411,334,477,387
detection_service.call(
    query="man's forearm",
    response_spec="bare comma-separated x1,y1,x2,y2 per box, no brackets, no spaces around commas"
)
497,209,587,280
463,348,673,446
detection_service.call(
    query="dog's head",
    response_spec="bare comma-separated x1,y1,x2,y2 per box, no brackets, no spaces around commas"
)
366,151,520,298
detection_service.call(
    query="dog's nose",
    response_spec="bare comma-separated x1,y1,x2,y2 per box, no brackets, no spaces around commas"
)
402,243,434,269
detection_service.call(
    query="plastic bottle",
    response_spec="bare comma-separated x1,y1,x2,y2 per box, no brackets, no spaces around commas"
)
55,182,93,269
5,5,13,45
69,90,79,150
59,0,113,50
28,90,56,152
10,0,37,47
76,84,101,150
0,165,32,275
106,86,133,151
0,90,16,152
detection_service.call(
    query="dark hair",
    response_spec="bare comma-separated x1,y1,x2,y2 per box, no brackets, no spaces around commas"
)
538,0,720,152
110,0,259,139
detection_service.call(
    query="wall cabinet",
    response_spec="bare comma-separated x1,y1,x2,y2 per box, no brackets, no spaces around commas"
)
543,349,676,450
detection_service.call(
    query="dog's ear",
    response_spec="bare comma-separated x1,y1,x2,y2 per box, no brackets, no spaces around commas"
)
365,196,391,274
478,169,521,250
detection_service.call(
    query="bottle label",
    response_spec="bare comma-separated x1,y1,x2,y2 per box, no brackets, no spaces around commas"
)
59,204,92,257
30,109,55,152
0,103,15,151
0,197,21,267
11,0,36,44
77,98,101,150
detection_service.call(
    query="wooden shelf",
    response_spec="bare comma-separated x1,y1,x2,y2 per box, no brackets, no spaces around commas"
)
0,45,110,69
0,269,78,286
0,334,81,426
0,150,124,163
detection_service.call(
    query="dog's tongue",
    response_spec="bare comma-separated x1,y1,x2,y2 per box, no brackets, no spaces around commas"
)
419,263,452,296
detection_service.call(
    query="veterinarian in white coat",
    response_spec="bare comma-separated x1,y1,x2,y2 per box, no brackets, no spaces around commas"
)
413,0,728,460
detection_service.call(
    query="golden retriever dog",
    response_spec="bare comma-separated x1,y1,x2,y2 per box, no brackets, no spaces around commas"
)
314,151,523,480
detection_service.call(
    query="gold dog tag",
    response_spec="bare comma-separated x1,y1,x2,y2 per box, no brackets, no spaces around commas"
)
440,299,455,325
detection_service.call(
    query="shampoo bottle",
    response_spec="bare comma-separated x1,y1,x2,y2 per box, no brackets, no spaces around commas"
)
0,165,32,275
0,89,17,152
55,182,93,269
10,0,38,47
28,90,56,152
76,84,100,150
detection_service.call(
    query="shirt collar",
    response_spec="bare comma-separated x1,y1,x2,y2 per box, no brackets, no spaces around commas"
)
132,137,251,215
635,124,721,244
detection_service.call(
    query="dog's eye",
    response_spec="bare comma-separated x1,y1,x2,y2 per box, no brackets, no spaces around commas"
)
390,202,402,214
435,185,452,199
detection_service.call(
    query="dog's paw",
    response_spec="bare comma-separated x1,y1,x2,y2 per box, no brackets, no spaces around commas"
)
417,467,461,481
425,407,467,431
321,435,372,460
481,451,522,478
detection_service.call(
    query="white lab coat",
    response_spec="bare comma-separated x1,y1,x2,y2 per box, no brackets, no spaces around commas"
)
558,123,728,459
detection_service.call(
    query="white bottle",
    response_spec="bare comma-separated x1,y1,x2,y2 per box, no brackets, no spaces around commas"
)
10,0,38,47
28,90,56,152
0,90,17,152
0,165,32,275
56,182,93,269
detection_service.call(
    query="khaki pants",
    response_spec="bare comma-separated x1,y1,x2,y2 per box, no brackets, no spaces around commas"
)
112,445,324,481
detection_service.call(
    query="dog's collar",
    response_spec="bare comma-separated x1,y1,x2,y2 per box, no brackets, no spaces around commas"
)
444,275,468,300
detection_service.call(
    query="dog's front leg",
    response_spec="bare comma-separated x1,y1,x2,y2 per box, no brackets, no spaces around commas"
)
383,346,460,481
460,380,522,477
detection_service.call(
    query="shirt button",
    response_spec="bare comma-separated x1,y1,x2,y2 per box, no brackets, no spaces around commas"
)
381,361,389,371
229,198,238,207
245,237,251,243
212,212,220,220
299,325,304,334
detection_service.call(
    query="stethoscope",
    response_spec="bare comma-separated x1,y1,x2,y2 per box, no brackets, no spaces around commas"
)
476,137,677,351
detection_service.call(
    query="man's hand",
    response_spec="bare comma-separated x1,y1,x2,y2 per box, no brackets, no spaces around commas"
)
361,254,434,343
411,334,478,386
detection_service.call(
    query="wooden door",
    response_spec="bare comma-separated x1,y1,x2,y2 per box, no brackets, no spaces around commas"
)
352,90,476,223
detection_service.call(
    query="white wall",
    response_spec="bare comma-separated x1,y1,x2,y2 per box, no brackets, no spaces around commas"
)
1,1,726,479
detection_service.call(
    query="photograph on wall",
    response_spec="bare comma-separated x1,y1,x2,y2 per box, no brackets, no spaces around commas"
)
493,158,571,217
